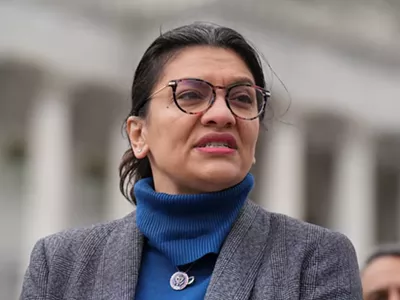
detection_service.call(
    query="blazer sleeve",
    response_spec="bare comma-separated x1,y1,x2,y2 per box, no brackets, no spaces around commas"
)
300,231,363,300
20,239,49,300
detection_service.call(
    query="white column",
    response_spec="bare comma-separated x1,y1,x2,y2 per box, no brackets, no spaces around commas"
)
260,123,306,220
331,125,376,265
104,121,134,221
20,82,72,271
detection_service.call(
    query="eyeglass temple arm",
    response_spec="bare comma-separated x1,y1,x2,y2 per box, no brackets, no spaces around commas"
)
147,82,176,99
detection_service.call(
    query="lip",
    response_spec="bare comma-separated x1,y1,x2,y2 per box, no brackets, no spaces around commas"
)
194,133,238,150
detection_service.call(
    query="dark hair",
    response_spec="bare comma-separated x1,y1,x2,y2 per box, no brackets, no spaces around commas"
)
119,22,267,204
363,243,400,271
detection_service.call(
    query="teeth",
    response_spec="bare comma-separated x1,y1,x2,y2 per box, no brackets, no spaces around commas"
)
203,142,230,148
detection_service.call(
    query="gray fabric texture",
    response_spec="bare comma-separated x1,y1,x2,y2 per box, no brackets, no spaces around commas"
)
20,200,362,299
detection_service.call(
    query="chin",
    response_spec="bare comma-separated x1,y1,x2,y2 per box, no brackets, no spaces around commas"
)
193,163,247,191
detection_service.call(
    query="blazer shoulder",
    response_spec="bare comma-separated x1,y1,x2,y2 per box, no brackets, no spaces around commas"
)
21,212,138,299
249,206,362,298
39,212,136,261
252,204,356,256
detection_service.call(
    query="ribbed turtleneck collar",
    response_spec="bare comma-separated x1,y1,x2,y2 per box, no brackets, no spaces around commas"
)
134,173,254,266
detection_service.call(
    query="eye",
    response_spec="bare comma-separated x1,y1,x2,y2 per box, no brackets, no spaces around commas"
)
229,90,255,106
176,90,204,101
231,93,253,104
228,85,257,106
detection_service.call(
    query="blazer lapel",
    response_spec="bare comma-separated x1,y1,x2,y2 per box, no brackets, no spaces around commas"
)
92,212,144,300
205,200,270,300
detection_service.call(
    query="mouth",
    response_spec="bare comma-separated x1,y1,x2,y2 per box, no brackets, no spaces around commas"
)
197,142,234,148
194,133,238,150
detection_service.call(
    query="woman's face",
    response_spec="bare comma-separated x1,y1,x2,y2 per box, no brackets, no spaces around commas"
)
127,46,260,194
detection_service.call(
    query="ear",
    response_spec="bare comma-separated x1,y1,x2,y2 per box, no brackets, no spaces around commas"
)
126,116,149,159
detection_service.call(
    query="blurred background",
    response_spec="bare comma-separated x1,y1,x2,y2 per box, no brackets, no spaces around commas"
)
1,0,400,298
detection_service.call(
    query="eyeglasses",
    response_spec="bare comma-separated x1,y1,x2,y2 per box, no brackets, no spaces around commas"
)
149,78,271,120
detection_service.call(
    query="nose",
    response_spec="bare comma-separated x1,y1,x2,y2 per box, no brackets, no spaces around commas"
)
200,91,236,128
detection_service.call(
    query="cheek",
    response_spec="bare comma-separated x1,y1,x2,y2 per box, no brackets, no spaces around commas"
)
145,109,198,151
240,121,259,152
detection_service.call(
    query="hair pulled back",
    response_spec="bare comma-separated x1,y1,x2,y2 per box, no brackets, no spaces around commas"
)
119,22,266,204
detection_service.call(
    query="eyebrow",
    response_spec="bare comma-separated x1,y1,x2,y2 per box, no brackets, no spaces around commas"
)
365,288,389,300
228,76,255,86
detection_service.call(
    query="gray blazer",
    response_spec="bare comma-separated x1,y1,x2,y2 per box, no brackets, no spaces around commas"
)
21,200,362,299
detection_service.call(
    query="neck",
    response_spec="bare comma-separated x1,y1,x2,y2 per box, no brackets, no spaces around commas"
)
151,175,246,195
134,173,254,266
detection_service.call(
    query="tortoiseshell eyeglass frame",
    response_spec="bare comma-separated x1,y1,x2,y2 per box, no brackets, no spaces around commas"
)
146,78,271,120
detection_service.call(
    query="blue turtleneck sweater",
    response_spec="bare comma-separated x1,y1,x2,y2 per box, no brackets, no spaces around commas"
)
134,173,254,300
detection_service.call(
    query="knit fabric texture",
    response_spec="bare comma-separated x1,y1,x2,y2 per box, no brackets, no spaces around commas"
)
133,173,254,299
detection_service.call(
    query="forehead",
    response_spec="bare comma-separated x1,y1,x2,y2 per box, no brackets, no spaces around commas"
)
158,46,255,85
362,256,400,295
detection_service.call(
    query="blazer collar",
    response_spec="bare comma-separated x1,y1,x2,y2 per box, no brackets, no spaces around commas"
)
92,200,269,300
93,212,144,300
205,200,270,300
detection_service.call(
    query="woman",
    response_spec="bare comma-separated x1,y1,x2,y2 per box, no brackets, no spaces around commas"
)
21,23,362,299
